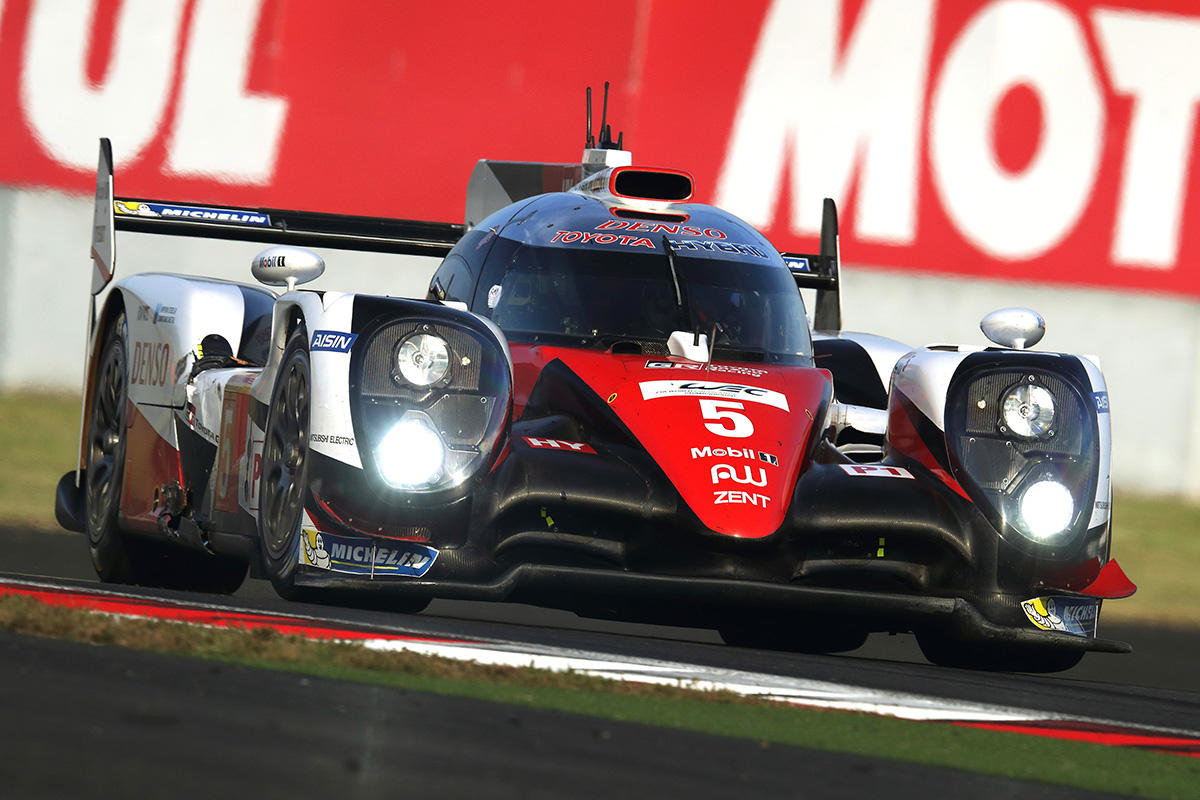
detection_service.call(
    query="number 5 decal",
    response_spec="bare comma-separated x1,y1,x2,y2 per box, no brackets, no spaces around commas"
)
700,399,754,438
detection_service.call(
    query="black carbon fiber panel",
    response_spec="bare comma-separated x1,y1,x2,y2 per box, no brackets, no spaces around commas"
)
359,321,482,399
961,370,1085,456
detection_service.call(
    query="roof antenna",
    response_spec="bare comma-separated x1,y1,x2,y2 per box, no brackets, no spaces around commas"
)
595,81,623,149
585,86,595,149
580,81,629,173
599,81,610,147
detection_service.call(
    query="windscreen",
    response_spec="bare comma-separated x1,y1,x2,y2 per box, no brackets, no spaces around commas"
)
472,238,812,362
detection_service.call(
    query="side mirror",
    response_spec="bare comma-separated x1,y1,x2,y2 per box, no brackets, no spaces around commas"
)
251,246,325,292
981,307,1045,349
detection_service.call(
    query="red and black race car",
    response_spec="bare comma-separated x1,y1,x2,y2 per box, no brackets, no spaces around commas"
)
56,99,1134,672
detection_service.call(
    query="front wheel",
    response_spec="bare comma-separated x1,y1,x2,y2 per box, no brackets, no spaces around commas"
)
258,327,313,599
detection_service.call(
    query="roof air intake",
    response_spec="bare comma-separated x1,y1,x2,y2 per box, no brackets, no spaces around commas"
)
610,166,693,202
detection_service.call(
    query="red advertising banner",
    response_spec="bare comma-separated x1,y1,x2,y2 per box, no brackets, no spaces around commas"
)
1,0,1199,296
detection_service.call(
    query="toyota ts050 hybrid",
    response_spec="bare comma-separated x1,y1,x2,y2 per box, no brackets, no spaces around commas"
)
56,107,1135,671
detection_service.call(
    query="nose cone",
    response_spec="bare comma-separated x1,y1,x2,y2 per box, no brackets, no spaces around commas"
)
552,352,832,539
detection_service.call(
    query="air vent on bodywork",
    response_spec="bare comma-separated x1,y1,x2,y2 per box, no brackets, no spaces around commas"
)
612,208,689,222
610,167,693,202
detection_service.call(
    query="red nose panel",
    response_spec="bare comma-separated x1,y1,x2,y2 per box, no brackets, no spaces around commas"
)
522,348,831,539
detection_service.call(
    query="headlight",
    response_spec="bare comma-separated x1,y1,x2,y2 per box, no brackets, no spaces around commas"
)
376,415,446,489
946,360,1101,554
1001,383,1055,438
395,333,449,386
355,317,510,497
1017,480,1074,539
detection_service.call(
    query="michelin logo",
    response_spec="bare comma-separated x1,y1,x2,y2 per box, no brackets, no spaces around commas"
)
1020,596,1098,637
301,529,331,569
114,200,271,227
299,529,436,578
114,201,160,217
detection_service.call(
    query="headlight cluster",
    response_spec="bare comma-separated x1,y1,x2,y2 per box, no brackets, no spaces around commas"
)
946,365,1098,551
1000,383,1055,439
395,333,450,387
352,318,509,494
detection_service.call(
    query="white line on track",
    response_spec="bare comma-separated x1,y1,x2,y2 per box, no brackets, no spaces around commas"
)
5,574,1198,737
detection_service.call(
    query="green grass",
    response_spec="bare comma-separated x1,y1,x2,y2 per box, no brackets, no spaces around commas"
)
1,593,1196,799
1,390,1198,623
0,392,81,528
1106,493,1200,626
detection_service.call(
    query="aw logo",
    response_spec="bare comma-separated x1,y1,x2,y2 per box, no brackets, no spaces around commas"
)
710,463,768,487
311,330,357,353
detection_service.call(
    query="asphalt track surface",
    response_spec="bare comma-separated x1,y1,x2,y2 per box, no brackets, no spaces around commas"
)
3,526,1198,799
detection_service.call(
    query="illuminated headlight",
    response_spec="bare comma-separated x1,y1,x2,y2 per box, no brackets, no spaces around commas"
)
1018,480,1074,539
395,333,449,387
376,415,445,489
1001,383,1055,438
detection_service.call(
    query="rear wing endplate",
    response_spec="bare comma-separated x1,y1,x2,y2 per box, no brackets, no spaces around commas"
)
89,138,464,297
465,160,586,228
783,198,842,333
90,139,115,296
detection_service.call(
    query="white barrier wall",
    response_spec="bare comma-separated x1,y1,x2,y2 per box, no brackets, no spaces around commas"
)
0,187,1193,497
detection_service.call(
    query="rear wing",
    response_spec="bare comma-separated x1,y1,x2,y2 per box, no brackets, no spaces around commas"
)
782,197,842,333
465,161,587,229
89,137,464,298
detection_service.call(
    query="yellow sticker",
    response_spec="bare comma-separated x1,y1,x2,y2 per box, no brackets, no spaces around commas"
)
607,393,617,404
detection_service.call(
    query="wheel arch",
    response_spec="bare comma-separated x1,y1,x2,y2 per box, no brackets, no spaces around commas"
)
75,289,128,474
253,293,324,406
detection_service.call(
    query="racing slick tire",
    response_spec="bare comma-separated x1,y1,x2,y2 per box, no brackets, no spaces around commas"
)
85,312,247,593
718,618,869,654
258,326,315,600
256,326,433,614
85,311,141,583
915,631,1085,673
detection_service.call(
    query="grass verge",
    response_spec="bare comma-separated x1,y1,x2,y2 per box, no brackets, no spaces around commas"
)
1,593,1197,799
1106,492,1200,626
0,392,80,529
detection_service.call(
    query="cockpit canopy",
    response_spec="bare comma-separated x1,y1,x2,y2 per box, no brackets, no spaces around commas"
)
431,194,813,364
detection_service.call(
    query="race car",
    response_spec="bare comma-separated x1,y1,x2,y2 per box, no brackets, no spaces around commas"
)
55,109,1135,671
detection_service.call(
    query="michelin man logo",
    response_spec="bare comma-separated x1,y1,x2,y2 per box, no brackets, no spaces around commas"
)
1021,597,1066,632
301,528,330,570
114,200,160,217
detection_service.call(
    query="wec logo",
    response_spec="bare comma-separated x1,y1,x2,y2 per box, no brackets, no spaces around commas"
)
639,380,789,411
